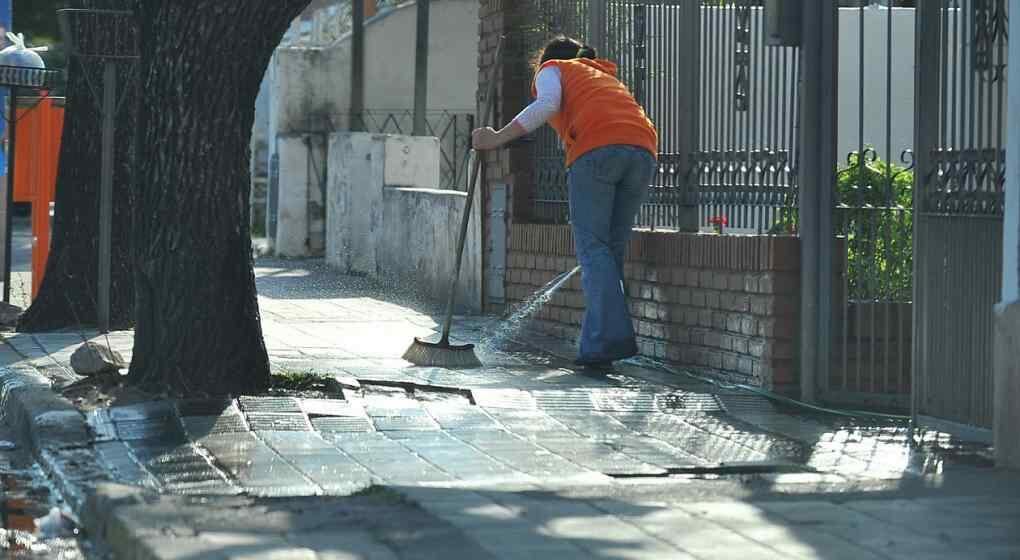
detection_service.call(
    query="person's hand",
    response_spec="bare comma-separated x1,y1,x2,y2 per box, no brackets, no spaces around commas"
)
472,127,501,151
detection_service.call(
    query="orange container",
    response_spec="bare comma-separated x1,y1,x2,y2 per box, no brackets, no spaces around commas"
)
12,96,65,298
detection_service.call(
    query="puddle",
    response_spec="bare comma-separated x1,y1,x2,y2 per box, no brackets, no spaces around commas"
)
0,470,97,559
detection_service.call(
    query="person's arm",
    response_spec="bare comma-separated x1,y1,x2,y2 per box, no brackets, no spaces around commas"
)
473,66,561,150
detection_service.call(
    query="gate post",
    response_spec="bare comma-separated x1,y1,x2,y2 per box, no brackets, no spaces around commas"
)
994,0,1020,469
797,0,838,402
911,0,942,429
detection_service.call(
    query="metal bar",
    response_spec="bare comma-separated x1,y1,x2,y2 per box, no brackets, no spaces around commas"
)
678,1,700,232
798,0,838,403
97,62,116,334
712,2,721,223
884,2,894,393
590,0,607,56
726,2,734,220
3,89,15,304
412,0,430,137
978,2,988,191
766,31,777,234
752,4,762,232
351,0,366,131
780,40,789,227
940,1,950,150
854,1,865,393
967,0,977,195
912,0,944,430
996,0,1008,212
952,0,960,149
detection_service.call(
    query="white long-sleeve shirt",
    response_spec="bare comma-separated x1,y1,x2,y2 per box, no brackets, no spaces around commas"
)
512,66,562,132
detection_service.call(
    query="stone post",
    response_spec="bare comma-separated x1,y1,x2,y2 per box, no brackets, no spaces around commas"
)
994,0,1020,471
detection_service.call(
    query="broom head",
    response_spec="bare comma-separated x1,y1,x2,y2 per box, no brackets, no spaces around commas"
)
402,337,482,368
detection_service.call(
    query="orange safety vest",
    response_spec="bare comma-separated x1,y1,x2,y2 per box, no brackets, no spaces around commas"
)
533,58,658,167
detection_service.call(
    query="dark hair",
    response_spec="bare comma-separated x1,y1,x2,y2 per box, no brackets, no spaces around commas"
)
533,35,597,69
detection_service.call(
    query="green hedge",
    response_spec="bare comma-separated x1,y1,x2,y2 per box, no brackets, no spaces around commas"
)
771,152,914,301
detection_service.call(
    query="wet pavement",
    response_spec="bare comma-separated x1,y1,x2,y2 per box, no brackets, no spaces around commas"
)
0,424,100,559
1,258,1017,559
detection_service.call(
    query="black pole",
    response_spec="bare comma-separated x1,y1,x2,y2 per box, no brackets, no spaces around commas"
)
412,0,430,136
4,89,17,304
351,0,365,132
798,0,838,403
97,62,116,333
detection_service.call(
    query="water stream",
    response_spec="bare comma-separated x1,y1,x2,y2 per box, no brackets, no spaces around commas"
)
481,266,581,348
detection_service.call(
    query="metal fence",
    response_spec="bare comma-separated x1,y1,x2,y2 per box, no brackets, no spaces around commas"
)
524,1,800,232
346,110,475,190
523,0,589,224
692,2,800,233
508,0,1009,425
824,5,918,411
912,0,1006,430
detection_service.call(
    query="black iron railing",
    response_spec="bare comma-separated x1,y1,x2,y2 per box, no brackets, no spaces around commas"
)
521,1,801,232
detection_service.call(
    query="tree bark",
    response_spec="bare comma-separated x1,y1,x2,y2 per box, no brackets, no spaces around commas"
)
127,0,310,396
17,0,137,332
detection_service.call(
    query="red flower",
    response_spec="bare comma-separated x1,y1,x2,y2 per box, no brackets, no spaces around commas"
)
708,216,728,226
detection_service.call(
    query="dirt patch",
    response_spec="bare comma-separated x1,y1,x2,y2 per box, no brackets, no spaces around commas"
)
59,374,162,412
266,373,345,400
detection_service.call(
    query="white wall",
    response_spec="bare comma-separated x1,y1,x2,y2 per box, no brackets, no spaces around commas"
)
264,0,478,256
275,135,328,257
327,132,482,313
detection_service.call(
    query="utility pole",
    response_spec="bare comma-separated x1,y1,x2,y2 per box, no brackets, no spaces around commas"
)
412,0,430,136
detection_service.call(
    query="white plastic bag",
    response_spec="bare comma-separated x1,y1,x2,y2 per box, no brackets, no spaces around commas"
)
0,32,48,69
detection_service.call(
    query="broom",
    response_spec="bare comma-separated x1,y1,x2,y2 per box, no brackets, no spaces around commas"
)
402,36,504,368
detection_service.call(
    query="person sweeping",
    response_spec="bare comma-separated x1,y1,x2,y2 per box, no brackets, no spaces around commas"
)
472,36,659,369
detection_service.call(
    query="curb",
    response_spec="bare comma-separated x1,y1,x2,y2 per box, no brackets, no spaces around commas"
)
0,340,111,519
82,482,165,560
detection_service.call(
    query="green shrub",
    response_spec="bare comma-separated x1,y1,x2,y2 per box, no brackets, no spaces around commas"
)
770,151,914,301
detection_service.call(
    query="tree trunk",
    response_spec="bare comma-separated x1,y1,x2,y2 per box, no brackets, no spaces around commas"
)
17,0,137,333
127,0,310,396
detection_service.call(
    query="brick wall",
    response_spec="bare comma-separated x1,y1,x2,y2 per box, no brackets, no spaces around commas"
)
478,0,535,311
507,224,801,391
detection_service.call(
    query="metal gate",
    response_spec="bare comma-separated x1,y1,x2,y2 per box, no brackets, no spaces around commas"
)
822,3,917,410
815,1,1007,422
912,0,1006,433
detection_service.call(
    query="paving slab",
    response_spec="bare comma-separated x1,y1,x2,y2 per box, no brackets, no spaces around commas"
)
6,258,1020,560
197,432,321,496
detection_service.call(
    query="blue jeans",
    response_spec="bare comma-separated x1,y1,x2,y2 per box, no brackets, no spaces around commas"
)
568,145,656,364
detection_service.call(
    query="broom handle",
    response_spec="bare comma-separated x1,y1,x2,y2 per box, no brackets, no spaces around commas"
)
440,36,505,344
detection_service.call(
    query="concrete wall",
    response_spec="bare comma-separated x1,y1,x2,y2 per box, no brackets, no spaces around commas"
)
264,0,478,256
994,302,1019,470
275,135,328,258
271,0,478,136
327,132,482,313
